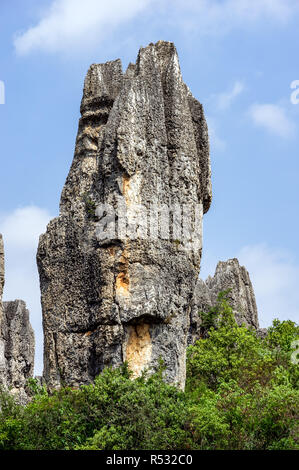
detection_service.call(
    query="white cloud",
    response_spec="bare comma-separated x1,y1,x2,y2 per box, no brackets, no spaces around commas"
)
14,0,151,55
0,206,51,250
205,82,244,154
238,244,299,327
216,81,245,110
249,103,296,138
206,116,226,152
14,0,299,55
171,0,298,36
0,206,53,375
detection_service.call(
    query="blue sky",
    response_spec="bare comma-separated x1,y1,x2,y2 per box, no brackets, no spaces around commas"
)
0,0,298,374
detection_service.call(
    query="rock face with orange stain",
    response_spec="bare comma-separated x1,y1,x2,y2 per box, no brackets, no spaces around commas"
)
37,41,212,389
125,324,152,379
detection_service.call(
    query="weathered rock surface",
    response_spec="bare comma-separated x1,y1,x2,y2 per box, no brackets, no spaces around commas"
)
0,235,35,403
1,301,35,401
37,41,212,389
189,258,259,343
0,235,4,353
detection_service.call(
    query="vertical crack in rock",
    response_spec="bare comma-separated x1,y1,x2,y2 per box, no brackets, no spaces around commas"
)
37,41,212,389
190,258,260,344
115,245,130,299
0,235,35,403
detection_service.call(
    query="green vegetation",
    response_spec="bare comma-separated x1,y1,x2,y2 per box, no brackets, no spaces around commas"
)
0,294,298,450
81,192,97,220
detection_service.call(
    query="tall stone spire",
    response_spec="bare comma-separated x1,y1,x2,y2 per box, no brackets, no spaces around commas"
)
0,234,6,383
0,235,35,403
37,41,212,389
0,235,4,342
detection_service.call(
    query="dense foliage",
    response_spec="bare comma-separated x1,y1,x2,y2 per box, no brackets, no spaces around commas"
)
0,294,298,450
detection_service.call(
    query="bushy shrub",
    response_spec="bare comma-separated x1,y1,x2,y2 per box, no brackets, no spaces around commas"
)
185,294,299,449
0,364,190,450
0,293,298,450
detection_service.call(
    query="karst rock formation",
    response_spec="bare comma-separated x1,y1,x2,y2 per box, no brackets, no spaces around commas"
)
0,235,35,403
189,258,261,343
37,40,212,389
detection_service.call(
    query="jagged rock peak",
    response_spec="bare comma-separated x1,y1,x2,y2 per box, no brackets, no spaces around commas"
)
1,301,35,401
0,234,4,369
0,235,4,301
190,258,259,343
207,258,259,328
0,236,35,403
37,40,212,390
59,40,212,216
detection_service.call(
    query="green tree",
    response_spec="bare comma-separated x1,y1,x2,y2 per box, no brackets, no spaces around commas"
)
0,292,298,450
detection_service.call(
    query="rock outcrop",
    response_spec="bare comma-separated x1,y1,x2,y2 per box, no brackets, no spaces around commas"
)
189,258,259,343
0,235,4,353
1,301,35,402
0,235,35,403
37,41,212,389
